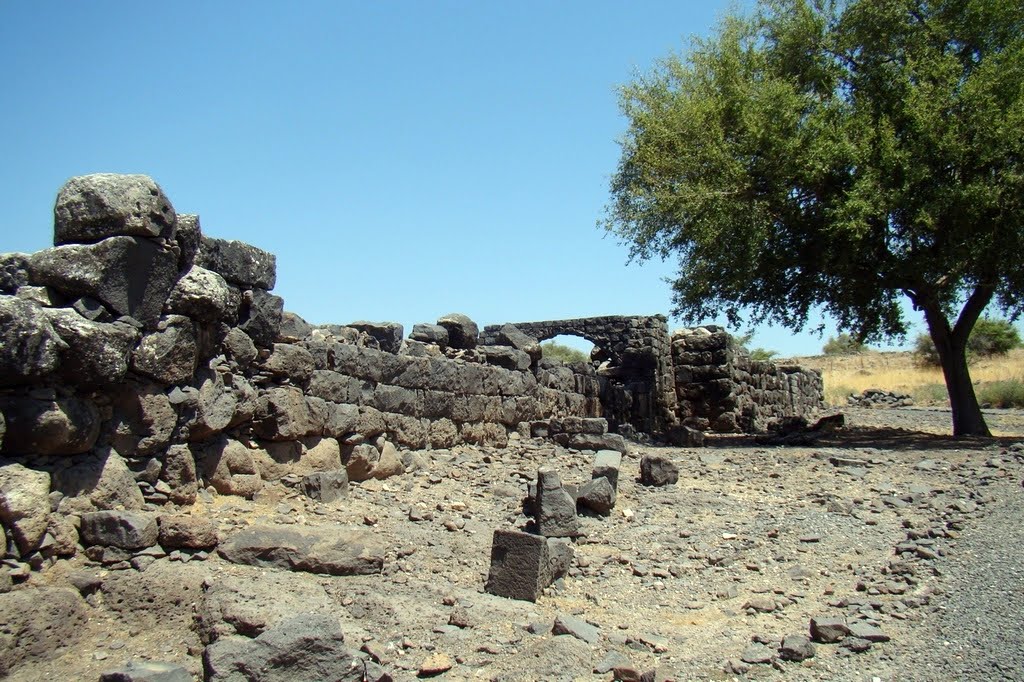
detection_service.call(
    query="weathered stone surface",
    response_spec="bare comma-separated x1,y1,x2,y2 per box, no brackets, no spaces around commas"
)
223,327,258,367
238,289,284,348
536,468,580,538
203,613,362,682
175,213,202,269
592,450,622,490
577,476,616,514
342,443,379,482
306,370,362,405
300,470,349,503
276,311,312,343
261,343,315,383
0,396,99,455
196,237,277,290
0,295,68,386
132,315,198,385
0,252,30,293
44,307,138,385
195,437,263,498
809,615,850,643
493,323,542,362
568,432,627,453
79,510,158,549
53,173,176,244
666,424,705,447
218,525,384,576
253,386,316,441
158,514,219,549
410,323,448,346
325,402,360,439
486,635,592,682
0,464,51,555
52,448,145,511
485,529,552,602
437,313,478,349
162,444,198,505
780,634,816,661
348,321,403,354
847,621,890,642
109,382,176,459
482,345,532,371
99,660,193,682
165,265,238,323
547,537,574,582
640,455,679,487
178,367,241,441
0,587,90,676
552,613,600,644
373,440,404,479
29,236,178,327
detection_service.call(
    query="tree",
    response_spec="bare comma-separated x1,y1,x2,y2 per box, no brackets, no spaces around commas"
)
914,317,1022,365
603,0,1024,436
822,332,866,355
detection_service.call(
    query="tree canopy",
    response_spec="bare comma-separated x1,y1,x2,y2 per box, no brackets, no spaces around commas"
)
604,0,1024,435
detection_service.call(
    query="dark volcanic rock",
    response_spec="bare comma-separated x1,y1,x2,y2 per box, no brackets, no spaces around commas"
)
485,528,553,602
348,321,404,354
410,323,448,346
535,468,581,538
53,173,176,244
0,587,90,676
44,308,138,385
79,510,158,550
640,455,679,487
0,396,100,455
238,289,284,348
196,236,277,290
218,525,384,576
0,295,67,385
437,313,479,349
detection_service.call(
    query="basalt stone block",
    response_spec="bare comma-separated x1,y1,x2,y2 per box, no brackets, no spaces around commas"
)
44,308,137,386
809,615,850,643
482,345,531,371
165,265,238,324
253,386,315,441
79,510,158,550
0,463,52,556
132,315,198,385
195,436,262,498
217,525,384,576
0,296,67,386
175,213,202,270
161,444,198,505
493,323,541,362
639,455,679,486
536,468,581,538
0,396,100,456
196,236,277,290
238,289,283,348
324,402,360,439
437,313,478,349
592,450,622,490
261,343,315,384
109,382,176,459
342,443,379,482
410,323,448,346
486,529,555,602
158,514,219,550
223,327,258,367
300,470,349,503
568,432,627,454
348,321,404,354
577,476,616,514
0,253,30,294
666,424,705,447
0,588,90,676
29,236,178,328
51,447,145,512
54,174,176,244
276,310,312,343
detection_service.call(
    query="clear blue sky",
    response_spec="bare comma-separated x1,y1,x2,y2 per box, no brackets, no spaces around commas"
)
0,1,916,356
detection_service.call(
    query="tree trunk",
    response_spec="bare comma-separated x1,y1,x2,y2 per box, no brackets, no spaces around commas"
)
922,304,991,437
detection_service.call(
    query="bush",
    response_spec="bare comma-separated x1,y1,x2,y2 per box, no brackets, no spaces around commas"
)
749,347,778,362
822,333,865,355
914,318,1022,366
540,341,589,364
976,379,1024,408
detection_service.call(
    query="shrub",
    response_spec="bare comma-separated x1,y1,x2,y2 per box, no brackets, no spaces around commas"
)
822,333,865,356
914,318,1022,366
540,341,589,364
976,379,1024,408
749,347,778,362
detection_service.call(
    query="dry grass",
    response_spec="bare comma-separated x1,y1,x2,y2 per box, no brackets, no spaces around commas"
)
782,348,1024,407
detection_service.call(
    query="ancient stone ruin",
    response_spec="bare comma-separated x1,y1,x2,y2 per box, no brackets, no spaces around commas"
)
0,174,825,678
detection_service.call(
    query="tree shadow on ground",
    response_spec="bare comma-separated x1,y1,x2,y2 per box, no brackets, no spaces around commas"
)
703,427,1021,453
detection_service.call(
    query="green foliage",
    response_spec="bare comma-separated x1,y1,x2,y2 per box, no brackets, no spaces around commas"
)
976,379,1024,408
603,0,1024,435
914,318,1021,365
822,333,866,356
540,341,590,364
749,347,778,362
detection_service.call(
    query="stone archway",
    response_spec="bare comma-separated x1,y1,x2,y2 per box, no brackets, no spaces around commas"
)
481,315,678,436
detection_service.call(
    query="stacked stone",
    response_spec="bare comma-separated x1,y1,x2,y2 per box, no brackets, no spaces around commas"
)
672,327,823,433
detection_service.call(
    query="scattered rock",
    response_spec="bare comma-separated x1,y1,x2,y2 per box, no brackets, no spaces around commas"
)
217,525,384,576
639,455,678,486
552,613,599,644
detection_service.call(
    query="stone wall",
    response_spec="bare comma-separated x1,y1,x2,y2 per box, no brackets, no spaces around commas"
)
481,316,678,437
672,327,824,433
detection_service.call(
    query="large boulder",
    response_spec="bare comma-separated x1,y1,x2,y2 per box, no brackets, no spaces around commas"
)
437,313,479,349
0,253,30,294
494,323,542,362
0,295,67,386
132,315,198,385
44,308,138,385
0,396,100,455
29,236,179,327
175,213,202,270
410,323,448,346
0,588,90,677
261,344,315,384
53,174,176,245
165,265,238,323
347,321,403,354
79,510,158,550
252,387,317,441
195,436,262,498
238,289,283,348
195,237,277,290
161,444,198,505
108,382,176,459
535,468,580,538
51,447,145,512
217,525,384,576
0,463,52,556
203,613,364,682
